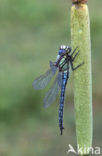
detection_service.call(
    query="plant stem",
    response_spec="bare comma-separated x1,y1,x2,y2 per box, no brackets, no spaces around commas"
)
71,1,93,155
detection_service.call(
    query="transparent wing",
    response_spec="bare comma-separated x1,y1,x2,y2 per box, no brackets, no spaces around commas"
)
57,72,62,88
33,61,57,90
43,74,61,108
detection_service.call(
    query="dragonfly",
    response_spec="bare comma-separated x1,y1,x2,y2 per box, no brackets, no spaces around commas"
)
33,45,83,135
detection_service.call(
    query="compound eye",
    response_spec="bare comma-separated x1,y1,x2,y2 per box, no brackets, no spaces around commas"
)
63,45,66,50
60,45,66,50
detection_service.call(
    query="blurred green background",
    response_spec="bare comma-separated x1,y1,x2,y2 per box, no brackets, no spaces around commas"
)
0,0,102,155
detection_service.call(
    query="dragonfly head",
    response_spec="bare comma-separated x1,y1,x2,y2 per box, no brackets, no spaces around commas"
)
56,45,72,65
58,45,72,56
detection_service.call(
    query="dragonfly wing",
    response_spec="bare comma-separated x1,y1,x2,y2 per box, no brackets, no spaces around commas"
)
57,72,62,88
43,75,60,108
33,61,57,90
49,61,57,74
33,68,55,90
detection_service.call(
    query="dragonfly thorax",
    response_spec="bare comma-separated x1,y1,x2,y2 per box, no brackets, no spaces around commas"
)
59,56,69,71
56,45,71,72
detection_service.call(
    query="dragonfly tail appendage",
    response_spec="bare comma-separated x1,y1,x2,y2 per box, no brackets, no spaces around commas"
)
60,127,64,135
59,72,68,135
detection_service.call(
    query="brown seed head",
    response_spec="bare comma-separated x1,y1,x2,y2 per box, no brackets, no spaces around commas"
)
72,0,88,4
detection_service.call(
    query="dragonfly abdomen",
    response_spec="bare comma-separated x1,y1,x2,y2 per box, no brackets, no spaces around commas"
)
59,72,69,135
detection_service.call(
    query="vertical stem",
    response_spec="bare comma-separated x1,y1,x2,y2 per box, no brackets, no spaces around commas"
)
71,1,93,155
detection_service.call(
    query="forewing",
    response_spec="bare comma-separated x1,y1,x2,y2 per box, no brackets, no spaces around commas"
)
57,72,62,88
43,75,60,108
33,69,55,90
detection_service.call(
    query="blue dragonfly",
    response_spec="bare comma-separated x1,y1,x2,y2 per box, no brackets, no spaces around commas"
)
33,45,83,135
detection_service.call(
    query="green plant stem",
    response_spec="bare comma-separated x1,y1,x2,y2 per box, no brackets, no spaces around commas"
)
71,3,93,155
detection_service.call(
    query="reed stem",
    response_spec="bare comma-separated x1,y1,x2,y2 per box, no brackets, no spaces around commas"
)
71,0,93,155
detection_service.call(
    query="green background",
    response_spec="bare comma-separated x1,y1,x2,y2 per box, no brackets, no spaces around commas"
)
0,0,102,155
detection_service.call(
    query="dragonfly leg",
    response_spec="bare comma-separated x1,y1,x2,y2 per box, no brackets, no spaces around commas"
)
70,58,84,71
71,46,78,57
72,50,80,61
